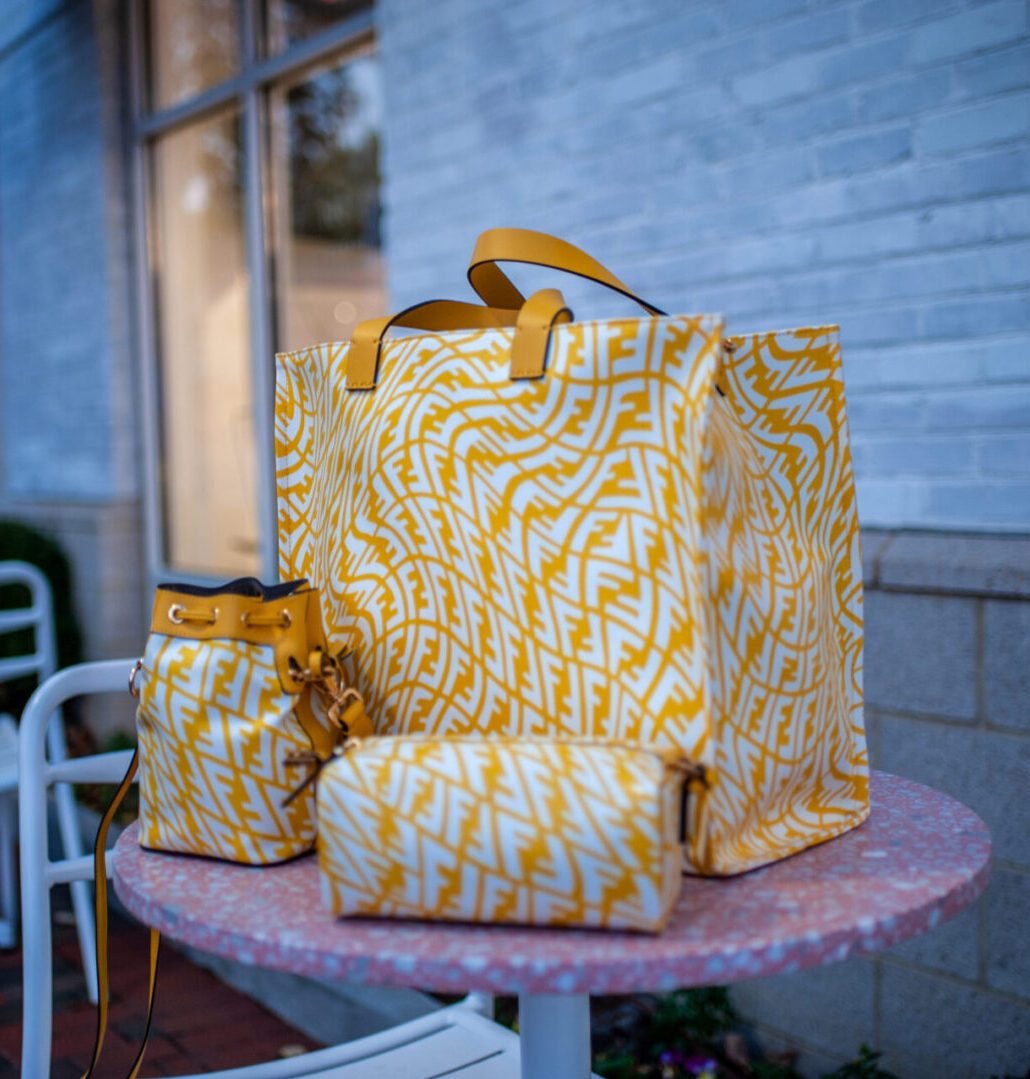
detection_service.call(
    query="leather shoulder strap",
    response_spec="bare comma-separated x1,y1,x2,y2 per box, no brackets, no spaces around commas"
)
82,749,161,1079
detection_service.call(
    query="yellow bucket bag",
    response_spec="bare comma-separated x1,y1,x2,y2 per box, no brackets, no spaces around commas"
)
134,576,372,864
275,228,869,876
84,576,371,1078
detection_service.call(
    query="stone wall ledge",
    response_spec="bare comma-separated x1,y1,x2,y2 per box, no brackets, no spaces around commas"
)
863,529,1030,600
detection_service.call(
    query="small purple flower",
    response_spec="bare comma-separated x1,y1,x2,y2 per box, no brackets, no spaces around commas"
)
659,1048,690,1076
684,1055,719,1077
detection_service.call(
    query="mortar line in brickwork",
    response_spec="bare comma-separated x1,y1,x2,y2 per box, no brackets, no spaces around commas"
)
976,598,987,729
642,253,1030,296
869,532,893,588
872,584,1030,601
743,1020,856,1071
993,859,1030,876
866,705,986,731
0,6,66,63
869,701,1030,737
978,878,990,986
875,953,1030,1009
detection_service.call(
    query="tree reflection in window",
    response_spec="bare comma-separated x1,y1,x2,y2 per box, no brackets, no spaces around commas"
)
273,52,385,352
287,60,381,246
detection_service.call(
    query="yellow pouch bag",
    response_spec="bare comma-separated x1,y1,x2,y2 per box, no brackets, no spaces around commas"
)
314,735,707,933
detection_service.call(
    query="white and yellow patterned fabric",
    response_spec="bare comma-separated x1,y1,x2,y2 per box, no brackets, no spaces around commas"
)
317,736,692,931
275,232,868,876
136,579,351,865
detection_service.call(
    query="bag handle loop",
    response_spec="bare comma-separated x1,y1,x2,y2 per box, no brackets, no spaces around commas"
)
345,290,572,390
467,227,667,318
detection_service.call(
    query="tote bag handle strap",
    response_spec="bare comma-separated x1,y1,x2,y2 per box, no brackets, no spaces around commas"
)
346,290,572,390
468,228,667,317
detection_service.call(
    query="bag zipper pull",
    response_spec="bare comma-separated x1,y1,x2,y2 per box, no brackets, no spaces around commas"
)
281,737,364,807
671,759,709,844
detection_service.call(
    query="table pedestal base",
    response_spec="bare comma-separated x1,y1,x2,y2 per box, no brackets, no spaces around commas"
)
518,993,590,1079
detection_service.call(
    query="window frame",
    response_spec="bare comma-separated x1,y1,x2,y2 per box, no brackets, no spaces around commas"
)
127,0,375,586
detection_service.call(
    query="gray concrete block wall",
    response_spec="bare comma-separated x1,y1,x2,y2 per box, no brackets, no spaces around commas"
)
376,0,1030,534
739,531,1030,1078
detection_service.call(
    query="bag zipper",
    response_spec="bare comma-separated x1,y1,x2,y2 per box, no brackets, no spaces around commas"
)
315,735,711,846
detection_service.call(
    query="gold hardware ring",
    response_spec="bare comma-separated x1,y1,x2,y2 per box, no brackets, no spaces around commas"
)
128,658,143,699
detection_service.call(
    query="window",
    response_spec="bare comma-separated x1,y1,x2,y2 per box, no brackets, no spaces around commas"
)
131,1,383,581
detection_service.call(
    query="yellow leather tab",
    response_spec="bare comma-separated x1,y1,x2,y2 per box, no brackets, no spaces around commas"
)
510,288,573,379
341,697,375,737
346,299,522,390
468,227,666,316
347,314,395,391
294,692,337,757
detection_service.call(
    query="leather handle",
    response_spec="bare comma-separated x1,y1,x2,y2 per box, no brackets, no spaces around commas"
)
346,291,572,390
468,227,667,317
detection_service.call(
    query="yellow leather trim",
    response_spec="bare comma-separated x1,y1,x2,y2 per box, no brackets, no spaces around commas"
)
346,294,573,390
149,587,328,695
347,299,523,390
341,696,375,737
468,227,666,316
511,288,573,379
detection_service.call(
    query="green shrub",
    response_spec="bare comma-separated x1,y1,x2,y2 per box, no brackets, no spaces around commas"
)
0,518,84,718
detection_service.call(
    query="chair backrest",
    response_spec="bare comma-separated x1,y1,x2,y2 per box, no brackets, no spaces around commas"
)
0,560,57,687
18,659,136,1079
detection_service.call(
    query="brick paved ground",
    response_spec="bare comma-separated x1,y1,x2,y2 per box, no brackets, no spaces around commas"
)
0,903,319,1077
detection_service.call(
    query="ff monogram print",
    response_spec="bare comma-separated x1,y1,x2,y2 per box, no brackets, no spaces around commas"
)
275,315,867,875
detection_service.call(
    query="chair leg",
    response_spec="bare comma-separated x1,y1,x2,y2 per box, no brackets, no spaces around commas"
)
47,713,99,1002
70,878,98,1005
0,791,18,948
54,780,98,1003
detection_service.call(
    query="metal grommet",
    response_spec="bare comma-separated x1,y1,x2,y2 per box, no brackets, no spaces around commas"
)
168,604,185,624
240,612,251,626
128,658,143,699
281,609,292,628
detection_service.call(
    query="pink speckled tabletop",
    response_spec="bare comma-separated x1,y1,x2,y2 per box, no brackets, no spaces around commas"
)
111,772,990,996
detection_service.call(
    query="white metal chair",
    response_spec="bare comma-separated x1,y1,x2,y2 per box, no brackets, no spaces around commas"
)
0,560,97,989
19,659,524,1078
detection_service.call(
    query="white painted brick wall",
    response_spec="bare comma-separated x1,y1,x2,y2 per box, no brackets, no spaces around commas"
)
377,0,1030,532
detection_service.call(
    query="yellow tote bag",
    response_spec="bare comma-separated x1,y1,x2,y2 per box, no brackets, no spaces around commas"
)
275,229,868,875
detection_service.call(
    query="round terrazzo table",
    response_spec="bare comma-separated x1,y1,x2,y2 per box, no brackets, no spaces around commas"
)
111,771,990,1079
